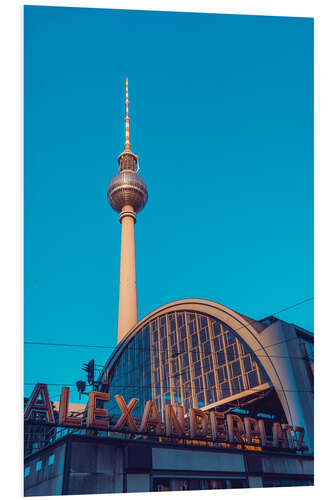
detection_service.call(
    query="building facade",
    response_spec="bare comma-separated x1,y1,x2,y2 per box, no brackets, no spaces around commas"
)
24,80,314,495
24,432,314,496
100,299,314,452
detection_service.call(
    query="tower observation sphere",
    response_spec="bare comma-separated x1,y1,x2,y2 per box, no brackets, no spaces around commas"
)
107,78,148,343
107,155,148,213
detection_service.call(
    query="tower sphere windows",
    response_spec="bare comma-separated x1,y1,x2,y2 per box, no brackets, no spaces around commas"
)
107,170,148,213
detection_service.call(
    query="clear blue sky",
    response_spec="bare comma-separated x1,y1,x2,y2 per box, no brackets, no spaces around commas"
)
24,6,313,403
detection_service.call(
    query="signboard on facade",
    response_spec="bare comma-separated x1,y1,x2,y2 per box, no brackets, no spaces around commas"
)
24,384,305,451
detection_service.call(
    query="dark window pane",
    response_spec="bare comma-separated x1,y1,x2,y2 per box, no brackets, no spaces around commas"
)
220,382,230,399
194,377,203,393
177,313,185,327
224,330,236,346
227,345,235,362
189,322,195,334
203,341,211,356
191,333,198,347
206,388,217,404
213,337,221,351
248,370,259,388
213,322,221,336
191,347,200,363
199,316,208,328
231,377,241,394
181,353,189,368
243,355,252,372
203,356,213,372
231,360,241,377
179,325,187,339
199,328,208,343
205,371,215,387
194,361,201,377
216,350,226,366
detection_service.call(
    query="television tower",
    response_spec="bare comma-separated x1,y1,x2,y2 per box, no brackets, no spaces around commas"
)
107,79,148,343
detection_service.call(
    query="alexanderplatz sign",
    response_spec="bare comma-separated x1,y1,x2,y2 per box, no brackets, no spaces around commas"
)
24,384,306,451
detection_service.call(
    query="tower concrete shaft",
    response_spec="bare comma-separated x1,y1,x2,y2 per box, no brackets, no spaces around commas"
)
118,205,137,341
107,79,148,343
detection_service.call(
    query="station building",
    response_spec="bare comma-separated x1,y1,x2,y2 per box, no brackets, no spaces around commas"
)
24,80,314,495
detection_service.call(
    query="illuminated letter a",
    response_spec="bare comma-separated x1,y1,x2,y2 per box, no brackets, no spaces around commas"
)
24,383,55,423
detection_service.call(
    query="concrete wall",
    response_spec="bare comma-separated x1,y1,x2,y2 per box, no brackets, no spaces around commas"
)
152,447,245,472
24,436,314,496
24,442,66,497
67,441,124,495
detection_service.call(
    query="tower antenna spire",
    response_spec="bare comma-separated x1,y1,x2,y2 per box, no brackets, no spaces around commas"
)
125,78,130,151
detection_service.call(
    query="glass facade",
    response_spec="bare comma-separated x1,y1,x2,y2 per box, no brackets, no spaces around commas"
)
106,311,269,420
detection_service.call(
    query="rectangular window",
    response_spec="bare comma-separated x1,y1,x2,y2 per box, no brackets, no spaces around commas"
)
203,341,211,356
194,361,201,377
189,322,196,335
247,370,259,388
203,356,213,372
179,325,187,339
191,333,198,347
205,371,215,387
231,377,241,394
36,460,42,472
224,330,236,346
217,367,225,383
213,322,221,336
206,387,217,404
213,337,223,351
198,315,208,328
199,328,208,343
169,332,175,345
231,360,241,377
177,313,185,327
191,347,200,363
197,392,205,406
227,345,235,362
171,358,179,374
24,466,30,478
184,381,191,398
243,355,252,372
48,454,55,466
182,368,190,382
216,350,226,366
220,382,230,399
181,353,189,368
194,377,203,393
